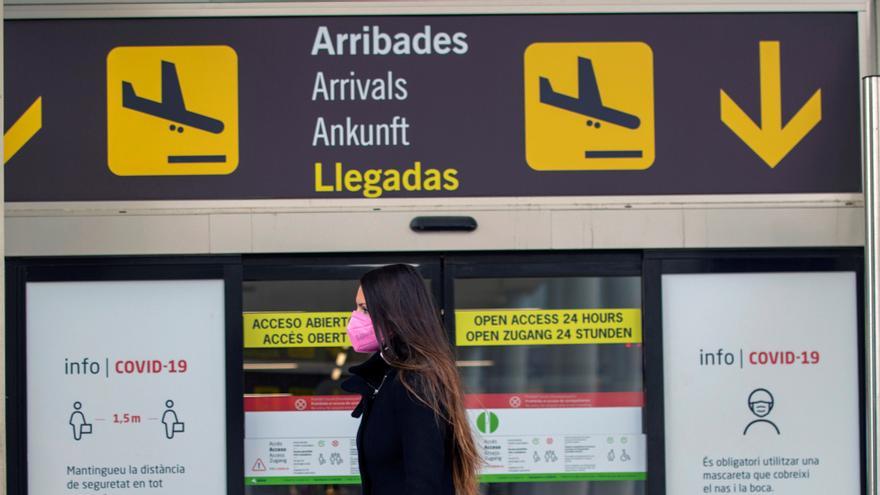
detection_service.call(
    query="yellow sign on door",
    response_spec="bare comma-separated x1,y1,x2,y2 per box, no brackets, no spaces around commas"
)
524,42,655,171
456,308,642,346
107,45,239,176
244,312,351,348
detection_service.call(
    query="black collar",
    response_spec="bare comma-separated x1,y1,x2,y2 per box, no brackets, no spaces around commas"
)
348,352,391,381
341,353,396,418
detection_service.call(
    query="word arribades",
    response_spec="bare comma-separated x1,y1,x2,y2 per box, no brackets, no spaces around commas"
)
312,25,469,56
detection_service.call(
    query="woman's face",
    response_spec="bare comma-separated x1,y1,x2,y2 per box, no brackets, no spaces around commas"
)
355,286,368,314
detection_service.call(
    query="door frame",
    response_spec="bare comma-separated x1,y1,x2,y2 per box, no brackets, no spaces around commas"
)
642,247,866,495
4,248,865,494
5,255,245,495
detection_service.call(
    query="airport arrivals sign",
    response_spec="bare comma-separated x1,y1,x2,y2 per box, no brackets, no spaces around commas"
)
4,13,859,201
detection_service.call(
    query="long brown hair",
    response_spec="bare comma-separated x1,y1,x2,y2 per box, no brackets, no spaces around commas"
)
360,264,480,495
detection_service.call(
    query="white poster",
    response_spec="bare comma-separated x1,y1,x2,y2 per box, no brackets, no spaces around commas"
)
467,395,646,483
663,272,860,495
245,391,645,485
27,280,227,494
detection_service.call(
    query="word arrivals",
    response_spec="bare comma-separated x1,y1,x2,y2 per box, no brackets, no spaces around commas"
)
314,161,459,198
312,116,410,147
312,71,408,101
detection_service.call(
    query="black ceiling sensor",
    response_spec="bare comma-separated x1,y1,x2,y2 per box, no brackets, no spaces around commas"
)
410,216,478,232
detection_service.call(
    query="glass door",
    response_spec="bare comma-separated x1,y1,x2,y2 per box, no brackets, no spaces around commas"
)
242,256,440,495
240,253,644,495
448,254,645,495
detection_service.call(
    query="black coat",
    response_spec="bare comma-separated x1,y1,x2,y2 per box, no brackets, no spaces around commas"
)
342,353,455,495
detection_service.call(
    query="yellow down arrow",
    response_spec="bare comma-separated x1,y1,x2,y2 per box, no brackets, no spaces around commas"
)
720,41,822,168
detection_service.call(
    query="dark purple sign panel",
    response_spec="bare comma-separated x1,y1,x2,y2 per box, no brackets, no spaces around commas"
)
3,13,860,201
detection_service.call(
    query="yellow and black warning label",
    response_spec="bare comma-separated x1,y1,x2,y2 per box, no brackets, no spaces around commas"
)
455,308,641,346
244,312,351,348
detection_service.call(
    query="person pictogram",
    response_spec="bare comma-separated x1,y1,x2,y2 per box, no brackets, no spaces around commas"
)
161,399,185,439
69,401,93,441
743,388,780,435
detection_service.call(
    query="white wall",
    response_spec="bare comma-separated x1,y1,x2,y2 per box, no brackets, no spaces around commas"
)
3,197,866,256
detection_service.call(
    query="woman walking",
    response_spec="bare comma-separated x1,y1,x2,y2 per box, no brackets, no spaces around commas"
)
342,264,480,495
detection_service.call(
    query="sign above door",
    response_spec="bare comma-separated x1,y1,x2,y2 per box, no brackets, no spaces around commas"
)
3,13,860,201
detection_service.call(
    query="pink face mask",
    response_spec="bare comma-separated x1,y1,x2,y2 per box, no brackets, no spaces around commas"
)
346,310,380,353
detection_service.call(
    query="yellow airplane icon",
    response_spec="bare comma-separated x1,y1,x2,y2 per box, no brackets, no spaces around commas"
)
524,42,655,171
107,45,239,176
124,61,225,136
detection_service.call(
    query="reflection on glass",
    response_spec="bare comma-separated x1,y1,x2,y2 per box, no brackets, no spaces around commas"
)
243,276,432,495
243,274,643,495
455,277,644,495
244,280,366,495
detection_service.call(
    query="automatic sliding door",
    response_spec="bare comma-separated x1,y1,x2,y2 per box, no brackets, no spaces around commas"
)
240,253,644,495
449,255,645,495
242,258,440,495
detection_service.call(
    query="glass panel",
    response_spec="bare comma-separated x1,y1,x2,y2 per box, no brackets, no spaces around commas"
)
243,271,433,494
455,276,644,495
243,280,368,396
244,278,366,495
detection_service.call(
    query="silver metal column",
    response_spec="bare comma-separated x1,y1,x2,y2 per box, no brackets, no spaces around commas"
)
864,75,880,495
